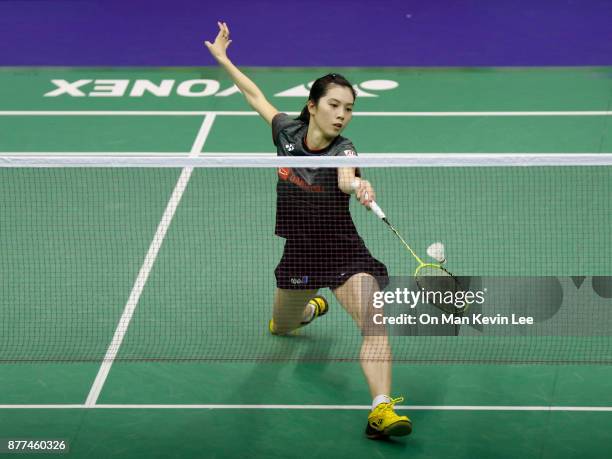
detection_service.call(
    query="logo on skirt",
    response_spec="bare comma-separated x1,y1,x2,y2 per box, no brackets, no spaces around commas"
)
290,276,309,285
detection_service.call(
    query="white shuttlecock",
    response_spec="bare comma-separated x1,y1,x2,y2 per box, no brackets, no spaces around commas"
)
427,242,446,263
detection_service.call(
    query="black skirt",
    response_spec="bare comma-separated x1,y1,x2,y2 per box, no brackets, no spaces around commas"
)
274,236,389,290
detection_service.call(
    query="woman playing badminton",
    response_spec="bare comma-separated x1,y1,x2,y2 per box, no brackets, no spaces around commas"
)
205,22,411,439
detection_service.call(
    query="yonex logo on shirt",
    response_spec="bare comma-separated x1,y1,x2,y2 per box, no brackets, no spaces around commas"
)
284,143,295,151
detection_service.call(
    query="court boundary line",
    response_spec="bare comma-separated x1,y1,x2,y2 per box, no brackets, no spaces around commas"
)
1,404,611,412
83,114,216,407
0,110,611,117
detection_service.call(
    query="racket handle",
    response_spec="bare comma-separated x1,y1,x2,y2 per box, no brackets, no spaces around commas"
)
351,179,386,220
369,200,386,220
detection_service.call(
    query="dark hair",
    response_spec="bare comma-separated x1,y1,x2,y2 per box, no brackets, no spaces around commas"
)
297,73,357,123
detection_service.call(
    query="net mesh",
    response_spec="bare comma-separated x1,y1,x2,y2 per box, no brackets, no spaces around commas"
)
1,154,611,364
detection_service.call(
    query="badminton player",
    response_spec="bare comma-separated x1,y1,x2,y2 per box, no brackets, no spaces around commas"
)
205,21,411,439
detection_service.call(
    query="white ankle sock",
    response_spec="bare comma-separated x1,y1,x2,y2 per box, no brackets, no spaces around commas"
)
302,302,315,322
372,394,391,410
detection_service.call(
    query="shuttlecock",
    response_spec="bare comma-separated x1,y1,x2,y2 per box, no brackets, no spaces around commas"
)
427,242,446,264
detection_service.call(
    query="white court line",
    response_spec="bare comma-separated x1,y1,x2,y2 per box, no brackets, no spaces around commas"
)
0,152,270,157
1,404,611,412
83,114,216,407
0,111,265,116
355,111,612,117
0,110,611,116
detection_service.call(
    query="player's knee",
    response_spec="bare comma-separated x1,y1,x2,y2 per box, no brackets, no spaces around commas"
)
348,272,376,285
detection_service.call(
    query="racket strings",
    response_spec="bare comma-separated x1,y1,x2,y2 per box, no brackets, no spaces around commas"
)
379,218,465,314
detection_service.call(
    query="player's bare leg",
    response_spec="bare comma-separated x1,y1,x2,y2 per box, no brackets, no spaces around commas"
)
332,273,391,397
271,288,319,335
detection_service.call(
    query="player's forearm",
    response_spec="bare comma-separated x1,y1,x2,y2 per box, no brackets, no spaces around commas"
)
338,167,357,194
217,57,264,106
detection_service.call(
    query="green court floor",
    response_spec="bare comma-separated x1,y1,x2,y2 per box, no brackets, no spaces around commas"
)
0,67,611,458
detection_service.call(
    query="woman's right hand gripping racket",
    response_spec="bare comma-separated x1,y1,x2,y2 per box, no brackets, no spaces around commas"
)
352,179,468,315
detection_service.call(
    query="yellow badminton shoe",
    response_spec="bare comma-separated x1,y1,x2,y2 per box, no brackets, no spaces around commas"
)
365,396,413,439
269,296,329,335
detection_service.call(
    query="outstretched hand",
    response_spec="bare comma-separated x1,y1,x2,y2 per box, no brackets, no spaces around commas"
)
354,179,376,208
204,21,232,62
